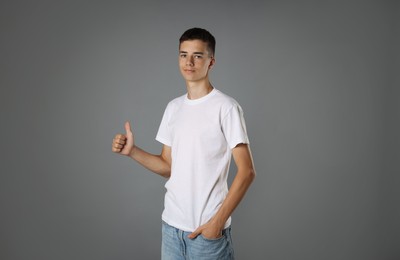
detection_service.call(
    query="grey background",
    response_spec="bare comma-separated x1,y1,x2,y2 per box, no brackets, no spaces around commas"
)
1,0,399,259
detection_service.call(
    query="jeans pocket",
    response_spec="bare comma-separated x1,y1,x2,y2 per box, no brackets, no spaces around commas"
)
200,233,225,242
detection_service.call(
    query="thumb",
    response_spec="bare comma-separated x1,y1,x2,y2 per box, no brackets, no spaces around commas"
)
124,121,132,135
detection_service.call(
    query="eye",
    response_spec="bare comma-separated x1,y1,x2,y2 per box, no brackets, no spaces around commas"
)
194,55,202,59
179,54,187,58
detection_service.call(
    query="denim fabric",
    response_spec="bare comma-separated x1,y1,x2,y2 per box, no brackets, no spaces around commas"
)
161,221,235,260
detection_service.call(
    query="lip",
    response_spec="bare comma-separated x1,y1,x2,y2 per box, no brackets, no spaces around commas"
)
184,69,195,72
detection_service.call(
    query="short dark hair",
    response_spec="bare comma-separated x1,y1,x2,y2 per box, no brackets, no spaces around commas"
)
179,28,216,56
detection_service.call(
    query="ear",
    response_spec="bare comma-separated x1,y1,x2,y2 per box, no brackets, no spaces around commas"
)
208,57,215,70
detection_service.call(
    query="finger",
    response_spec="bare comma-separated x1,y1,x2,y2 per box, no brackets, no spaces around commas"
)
188,229,201,239
125,121,132,135
113,143,124,149
114,138,126,145
112,147,121,153
114,134,127,140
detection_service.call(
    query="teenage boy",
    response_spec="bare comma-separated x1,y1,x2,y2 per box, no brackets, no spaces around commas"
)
112,28,255,259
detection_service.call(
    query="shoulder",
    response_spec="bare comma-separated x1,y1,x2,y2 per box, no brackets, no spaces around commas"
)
164,93,186,111
213,89,243,116
214,89,241,106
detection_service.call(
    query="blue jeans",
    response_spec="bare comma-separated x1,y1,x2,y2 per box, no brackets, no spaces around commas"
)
161,221,235,260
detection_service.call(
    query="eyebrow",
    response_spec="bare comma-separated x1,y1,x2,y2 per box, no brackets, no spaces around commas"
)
179,51,205,55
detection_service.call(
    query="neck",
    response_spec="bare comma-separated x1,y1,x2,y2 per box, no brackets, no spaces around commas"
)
186,79,213,100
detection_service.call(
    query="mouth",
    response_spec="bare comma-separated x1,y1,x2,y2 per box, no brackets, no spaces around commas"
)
184,69,195,73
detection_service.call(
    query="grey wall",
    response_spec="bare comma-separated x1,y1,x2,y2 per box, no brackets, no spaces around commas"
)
1,1,398,259
380,1,400,258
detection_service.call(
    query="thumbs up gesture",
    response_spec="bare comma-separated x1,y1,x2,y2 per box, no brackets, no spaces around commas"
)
112,121,135,156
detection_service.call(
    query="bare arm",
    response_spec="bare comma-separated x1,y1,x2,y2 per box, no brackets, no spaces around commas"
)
112,121,171,178
189,143,256,239
129,144,171,178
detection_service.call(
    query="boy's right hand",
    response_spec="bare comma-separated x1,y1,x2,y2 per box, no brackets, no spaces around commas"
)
112,121,135,156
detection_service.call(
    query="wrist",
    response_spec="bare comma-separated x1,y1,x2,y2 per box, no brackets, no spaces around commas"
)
128,145,138,158
210,214,227,229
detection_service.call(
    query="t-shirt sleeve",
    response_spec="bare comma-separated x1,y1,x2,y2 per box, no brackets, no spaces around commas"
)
156,105,172,147
221,104,250,149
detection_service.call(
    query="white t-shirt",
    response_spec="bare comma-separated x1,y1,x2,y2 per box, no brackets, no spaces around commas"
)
156,88,249,232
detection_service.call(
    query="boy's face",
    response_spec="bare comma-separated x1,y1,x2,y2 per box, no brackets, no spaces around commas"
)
179,40,215,83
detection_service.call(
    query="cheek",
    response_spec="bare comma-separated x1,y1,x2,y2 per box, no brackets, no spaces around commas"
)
197,61,209,69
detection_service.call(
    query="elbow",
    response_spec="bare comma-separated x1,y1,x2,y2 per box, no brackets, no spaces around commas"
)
158,154,171,178
159,165,171,178
241,167,255,184
162,170,171,179
161,164,171,178
248,168,256,183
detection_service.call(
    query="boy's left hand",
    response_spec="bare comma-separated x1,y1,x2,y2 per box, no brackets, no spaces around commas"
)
188,220,223,239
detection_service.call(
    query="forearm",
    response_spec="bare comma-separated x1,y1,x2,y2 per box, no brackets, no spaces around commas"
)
211,168,255,227
129,146,171,178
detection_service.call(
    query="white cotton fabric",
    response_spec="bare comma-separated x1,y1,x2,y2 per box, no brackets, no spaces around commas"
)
156,88,249,232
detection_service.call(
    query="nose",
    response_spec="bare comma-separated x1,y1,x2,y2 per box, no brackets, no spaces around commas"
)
186,56,194,66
